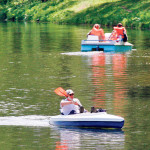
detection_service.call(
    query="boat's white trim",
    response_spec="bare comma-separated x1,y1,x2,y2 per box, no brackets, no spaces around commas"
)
50,112,124,122
81,40,133,46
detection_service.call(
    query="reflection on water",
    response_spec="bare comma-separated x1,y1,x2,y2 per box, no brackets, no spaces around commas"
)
112,54,127,116
51,127,125,150
85,52,129,116
91,53,106,108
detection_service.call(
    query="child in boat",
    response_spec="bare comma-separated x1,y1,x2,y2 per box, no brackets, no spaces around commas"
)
87,24,105,40
60,89,84,115
111,23,127,42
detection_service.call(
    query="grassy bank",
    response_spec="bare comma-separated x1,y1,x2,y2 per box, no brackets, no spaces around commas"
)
0,0,150,29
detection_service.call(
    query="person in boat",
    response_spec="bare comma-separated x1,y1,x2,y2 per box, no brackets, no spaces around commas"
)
112,23,127,42
60,89,84,115
87,24,105,40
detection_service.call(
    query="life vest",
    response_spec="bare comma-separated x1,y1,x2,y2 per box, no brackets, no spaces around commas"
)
90,27,105,40
109,30,117,40
113,27,125,38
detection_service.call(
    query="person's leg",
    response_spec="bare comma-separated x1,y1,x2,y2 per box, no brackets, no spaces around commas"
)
68,110,76,115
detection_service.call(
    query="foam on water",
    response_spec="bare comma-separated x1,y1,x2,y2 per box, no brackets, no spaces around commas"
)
61,49,134,56
61,51,104,56
0,115,51,127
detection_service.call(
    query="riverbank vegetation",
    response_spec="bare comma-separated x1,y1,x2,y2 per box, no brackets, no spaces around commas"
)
0,0,150,29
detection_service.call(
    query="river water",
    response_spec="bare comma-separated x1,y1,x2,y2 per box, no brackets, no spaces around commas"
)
0,22,150,150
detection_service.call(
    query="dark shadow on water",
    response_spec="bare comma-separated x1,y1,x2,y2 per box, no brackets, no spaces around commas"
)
128,86,150,98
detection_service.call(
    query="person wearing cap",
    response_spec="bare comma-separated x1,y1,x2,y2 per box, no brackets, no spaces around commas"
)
113,23,127,42
60,89,83,115
87,24,105,40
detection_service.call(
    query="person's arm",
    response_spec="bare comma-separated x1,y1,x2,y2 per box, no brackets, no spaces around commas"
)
60,100,78,107
73,98,82,106
60,101,73,107
101,29,105,40
87,30,92,36
123,27,127,33
74,99,88,112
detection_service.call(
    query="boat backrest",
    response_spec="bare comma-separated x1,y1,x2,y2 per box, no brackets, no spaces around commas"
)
105,33,112,40
87,35,99,41
87,33,112,40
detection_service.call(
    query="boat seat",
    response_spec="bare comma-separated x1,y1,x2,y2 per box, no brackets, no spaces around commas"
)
87,33,112,41
105,33,112,40
87,35,99,41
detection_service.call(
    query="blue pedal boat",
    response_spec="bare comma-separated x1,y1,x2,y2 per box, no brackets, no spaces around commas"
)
81,33,133,53
50,112,124,129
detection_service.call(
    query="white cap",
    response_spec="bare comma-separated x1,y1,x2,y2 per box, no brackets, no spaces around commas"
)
66,89,74,95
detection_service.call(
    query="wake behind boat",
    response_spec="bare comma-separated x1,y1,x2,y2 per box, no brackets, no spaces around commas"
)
81,33,133,53
49,112,124,129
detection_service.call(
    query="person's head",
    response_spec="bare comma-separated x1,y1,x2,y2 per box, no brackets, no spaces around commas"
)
117,23,122,27
66,89,74,98
94,24,100,29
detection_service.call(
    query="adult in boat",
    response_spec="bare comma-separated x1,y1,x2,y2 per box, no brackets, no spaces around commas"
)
111,23,127,42
88,24,105,40
60,89,84,115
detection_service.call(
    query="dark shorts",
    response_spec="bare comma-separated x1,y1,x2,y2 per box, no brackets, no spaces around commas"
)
61,110,76,115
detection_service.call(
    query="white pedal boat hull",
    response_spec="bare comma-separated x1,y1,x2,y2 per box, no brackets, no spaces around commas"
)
50,112,124,129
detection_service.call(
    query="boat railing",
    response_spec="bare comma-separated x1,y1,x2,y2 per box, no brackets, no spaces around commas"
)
83,40,115,42
82,40,116,45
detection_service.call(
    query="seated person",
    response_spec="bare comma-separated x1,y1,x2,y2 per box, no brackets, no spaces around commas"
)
60,89,83,115
112,23,127,42
88,24,105,40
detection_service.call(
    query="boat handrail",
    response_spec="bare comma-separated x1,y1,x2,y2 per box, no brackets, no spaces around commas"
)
83,40,116,42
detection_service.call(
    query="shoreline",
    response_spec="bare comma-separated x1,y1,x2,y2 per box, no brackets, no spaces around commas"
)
0,0,150,30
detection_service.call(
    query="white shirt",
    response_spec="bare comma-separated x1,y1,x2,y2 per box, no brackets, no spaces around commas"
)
60,98,82,115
